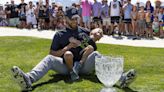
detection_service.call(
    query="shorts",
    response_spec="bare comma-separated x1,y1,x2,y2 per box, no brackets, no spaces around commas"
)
146,22,152,28
9,18,19,26
19,16,26,21
82,16,91,23
111,16,120,24
154,29,159,33
102,17,111,25
26,16,37,25
123,19,132,24
45,18,50,23
92,17,102,23
137,20,146,29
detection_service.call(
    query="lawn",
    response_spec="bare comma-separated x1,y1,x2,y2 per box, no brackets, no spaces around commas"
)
0,36,164,92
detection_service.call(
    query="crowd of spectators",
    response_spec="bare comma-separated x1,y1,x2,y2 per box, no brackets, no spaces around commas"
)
0,0,164,38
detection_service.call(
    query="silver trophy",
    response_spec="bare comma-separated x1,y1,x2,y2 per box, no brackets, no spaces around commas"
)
95,55,124,92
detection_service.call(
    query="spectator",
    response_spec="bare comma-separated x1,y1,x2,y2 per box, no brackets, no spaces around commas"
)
34,2,40,28
80,0,92,30
6,0,19,27
109,0,122,36
145,0,154,22
155,0,161,9
131,5,138,36
44,4,50,30
123,0,133,35
75,3,82,26
26,1,37,29
17,0,27,28
92,0,102,28
145,0,154,13
158,7,163,22
159,7,164,38
4,2,10,24
145,10,153,38
152,16,160,36
0,6,8,26
137,6,146,37
49,2,57,29
38,1,46,30
101,0,110,35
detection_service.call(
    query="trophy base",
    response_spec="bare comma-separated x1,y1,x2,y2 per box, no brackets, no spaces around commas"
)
100,87,116,92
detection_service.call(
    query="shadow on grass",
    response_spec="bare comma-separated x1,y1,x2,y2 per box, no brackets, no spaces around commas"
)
24,74,137,92
114,85,138,92
80,74,101,83
31,74,72,91
30,73,101,91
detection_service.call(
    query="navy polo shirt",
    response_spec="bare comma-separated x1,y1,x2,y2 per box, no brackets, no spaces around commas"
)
50,26,97,61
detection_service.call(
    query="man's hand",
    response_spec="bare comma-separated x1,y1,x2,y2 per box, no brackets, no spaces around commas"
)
69,37,81,47
67,42,80,49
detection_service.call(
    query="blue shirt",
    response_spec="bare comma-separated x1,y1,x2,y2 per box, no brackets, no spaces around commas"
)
124,3,133,19
101,4,109,18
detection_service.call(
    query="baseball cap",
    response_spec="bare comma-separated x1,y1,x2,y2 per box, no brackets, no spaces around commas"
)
65,6,80,19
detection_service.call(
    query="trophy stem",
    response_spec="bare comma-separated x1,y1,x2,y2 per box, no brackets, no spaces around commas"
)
100,86,116,92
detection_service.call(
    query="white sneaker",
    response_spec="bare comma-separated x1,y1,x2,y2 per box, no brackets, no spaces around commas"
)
11,66,32,91
119,69,137,88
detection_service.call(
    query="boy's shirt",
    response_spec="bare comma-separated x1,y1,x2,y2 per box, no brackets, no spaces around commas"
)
152,21,159,30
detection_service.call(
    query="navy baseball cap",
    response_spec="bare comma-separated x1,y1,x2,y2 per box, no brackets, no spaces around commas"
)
65,6,80,19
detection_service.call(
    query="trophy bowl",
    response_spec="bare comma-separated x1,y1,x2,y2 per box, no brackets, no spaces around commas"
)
95,55,124,92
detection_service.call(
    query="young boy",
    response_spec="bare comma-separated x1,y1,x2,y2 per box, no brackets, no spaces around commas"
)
152,16,160,36
159,7,164,38
145,10,153,38
137,6,146,37
64,28,103,81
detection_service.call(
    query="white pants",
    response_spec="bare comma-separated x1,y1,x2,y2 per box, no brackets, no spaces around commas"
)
26,16,37,25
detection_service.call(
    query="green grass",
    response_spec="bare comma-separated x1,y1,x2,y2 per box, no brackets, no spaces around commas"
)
0,36,164,92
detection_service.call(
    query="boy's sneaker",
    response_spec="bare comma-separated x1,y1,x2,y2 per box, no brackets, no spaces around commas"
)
11,66,32,91
70,71,79,81
119,69,137,88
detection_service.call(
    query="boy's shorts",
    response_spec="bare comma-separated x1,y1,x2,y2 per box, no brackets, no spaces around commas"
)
102,17,111,25
83,16,91,23
154,29,159,33
123,19,132,24
92,17,102,23
9,18,19,26
138,20,146,29
111,16,120,24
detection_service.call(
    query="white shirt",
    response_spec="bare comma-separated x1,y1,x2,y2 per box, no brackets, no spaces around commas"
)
110,1,121,17
26,7,35,18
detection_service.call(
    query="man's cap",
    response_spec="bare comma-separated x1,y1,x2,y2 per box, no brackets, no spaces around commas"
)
65,6,79,19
